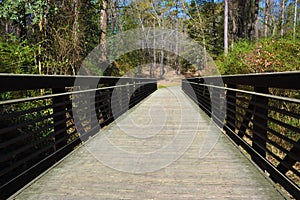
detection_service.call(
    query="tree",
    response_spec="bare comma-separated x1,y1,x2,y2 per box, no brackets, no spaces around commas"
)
237,0,246,38
280,0,286,37
0,35,37,73
294,0,298,39
254,0,259,41
228,0,238,44
0,0,298,77
100,0,108,68
264,0,270,37
224,0,228,55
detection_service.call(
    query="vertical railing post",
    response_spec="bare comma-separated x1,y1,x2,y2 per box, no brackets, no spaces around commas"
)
119,79,126,115
212,80,223,127
252,87,268,168
127,79,132,110
129,79,134,109
205,80,212,117
196,78,202,107
153,79,157,93
89,86,99,136
130,79,139,108
52,87,67,151
100,90,108,126
225,84,237,135
207,79,213,118
197,78,207,114
107,81,117,124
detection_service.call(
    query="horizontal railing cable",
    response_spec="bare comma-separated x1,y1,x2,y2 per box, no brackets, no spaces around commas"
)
0,74,157,199
182,72,300,199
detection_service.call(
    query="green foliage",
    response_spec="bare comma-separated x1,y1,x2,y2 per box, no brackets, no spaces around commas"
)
216,39,254,74
25,0,49,25
0,0,54,25
0,0,25,21
0,34,37,74
216,34,300,188
217,36,300,75
186,1,224,58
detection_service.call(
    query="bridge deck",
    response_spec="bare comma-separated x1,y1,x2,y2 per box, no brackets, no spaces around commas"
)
11,87,286,199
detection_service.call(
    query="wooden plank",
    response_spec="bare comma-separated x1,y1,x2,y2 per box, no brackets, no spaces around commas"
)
11,87,286,199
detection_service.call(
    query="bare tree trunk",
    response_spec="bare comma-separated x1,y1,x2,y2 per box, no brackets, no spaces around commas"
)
175,19,179,75
72,0,79,75
193,0,207,69
212,0,216,47
5,21,9,34
280,0,285,37
247,0,253,39
224,0,229,55
175,1,180,75
152,5,164,79
160,28,164,79
133,1,146,76
238,0,246,38
100,0,108,68
110,1,118,35
160,18,165,79
294,0,298,39
229,0,237,47
73,0,79,45
38,20,43,75
264,0,270,37
152,20,156,78
254,0,259,41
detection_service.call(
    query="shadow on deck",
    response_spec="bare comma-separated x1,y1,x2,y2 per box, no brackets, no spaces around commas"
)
11,87,286,199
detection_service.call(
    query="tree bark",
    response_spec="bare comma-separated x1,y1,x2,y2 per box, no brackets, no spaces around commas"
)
5,21,9,34
72,0,79,75
264,0,270,37
160,29,164,79
254,0,259,41
280,0,285,37
238,0,246,38
294,0,298,39
229,0,237,44
193,0,207,69
152,20,156,78
224,0,229,55
175,1,180,75
175,18,179,75
212,0,216,47
38,20,43,75
247,0,253,39
100,0,108,68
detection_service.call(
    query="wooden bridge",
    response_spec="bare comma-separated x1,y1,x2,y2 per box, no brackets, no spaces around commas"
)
0,72,299,199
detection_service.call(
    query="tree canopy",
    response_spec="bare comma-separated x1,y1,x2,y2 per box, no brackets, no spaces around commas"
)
0,0,298,76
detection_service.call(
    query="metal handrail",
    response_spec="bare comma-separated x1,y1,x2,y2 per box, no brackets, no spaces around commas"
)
184,81,300,104
0,81,157,105
182,71,300,199
0,74,157,199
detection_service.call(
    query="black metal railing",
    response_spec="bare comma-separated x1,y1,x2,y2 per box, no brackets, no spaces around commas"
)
0,74,157,199
182,71,300,199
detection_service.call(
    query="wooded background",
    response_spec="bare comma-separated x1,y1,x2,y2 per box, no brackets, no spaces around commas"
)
0,0,299,76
